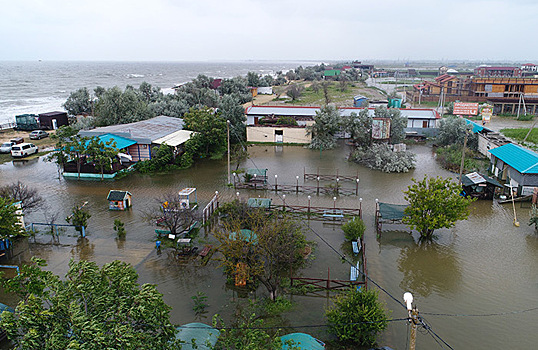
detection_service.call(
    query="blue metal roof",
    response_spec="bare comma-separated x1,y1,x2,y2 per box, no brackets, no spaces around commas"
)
489,143,538,174
87,133,137,150
281,333,325,350
465,119,492,134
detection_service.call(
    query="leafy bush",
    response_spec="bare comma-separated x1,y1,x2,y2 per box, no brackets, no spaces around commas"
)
135,144,180,173
350,143,416,173
326,289,390,347
437,116,478,150
435,144,484,173
342,217,365,241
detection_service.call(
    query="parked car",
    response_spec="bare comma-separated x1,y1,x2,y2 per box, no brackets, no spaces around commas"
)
0,142,15,153
29,130,49,140
10,137,24,144
11,143,38,158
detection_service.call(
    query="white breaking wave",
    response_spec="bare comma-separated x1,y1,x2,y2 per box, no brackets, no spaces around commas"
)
0,96,66,124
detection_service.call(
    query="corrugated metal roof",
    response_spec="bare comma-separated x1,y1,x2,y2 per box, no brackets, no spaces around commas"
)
465,119,492,133
245,106,438,119
489,143,538,174
153,130,194,147
79,116,184,142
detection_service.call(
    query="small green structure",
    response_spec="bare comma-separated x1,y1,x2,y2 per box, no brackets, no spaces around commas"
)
246,168,268,183
15,114,39,131
175,323,220,350
229,229,257,243
323,69,341,78
281,333,325,349
247,198,272,208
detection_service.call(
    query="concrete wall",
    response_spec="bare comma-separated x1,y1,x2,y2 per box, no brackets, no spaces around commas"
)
478,134,505,159
247,126,311,144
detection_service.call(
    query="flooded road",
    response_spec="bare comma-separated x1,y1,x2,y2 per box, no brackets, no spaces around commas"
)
1,143,537,349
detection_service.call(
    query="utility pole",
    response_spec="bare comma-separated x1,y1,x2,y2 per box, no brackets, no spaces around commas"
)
458,131,468,185
404,292,419,350
227,120,231,184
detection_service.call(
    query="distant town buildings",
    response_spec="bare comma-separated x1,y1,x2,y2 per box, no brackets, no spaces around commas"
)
408,64,538,115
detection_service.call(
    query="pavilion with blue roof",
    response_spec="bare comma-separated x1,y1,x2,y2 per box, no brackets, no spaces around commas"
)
489,143,538,196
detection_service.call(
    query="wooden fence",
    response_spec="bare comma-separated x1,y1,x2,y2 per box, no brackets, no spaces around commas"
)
202,192,219,225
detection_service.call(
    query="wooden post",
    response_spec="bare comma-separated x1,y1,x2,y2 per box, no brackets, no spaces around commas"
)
296,176,299,193
327,267,330,290
317,177,320,195
409,307,419,350
274,174,278,192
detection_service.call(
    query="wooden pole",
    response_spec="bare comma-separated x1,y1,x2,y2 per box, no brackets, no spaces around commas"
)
409,307,418,350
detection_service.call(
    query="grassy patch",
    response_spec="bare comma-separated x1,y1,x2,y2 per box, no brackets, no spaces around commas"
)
282,81,386,106
500,128,538,144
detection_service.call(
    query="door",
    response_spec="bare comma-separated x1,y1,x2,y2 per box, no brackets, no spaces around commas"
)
52,119,58,130
275,130,283,143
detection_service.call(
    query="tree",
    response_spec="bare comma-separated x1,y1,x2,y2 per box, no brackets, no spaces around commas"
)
286,84,303,101
0,197,25,239
63,87,92,116
437,116,477,150
65,203,91,235
326,289,390,347
0,258,179,349
343,109,371,147
342,217,365,241
218,95,246,143
183,107,227,158
321,81,331,104
403,176,475,239
247,72,261,87
93,86,151,126
373,106,407,144
144,193,197,236
350,143,416,173
214,208,309,301
85,137,119,180
308,105,341,150
0,181,43,213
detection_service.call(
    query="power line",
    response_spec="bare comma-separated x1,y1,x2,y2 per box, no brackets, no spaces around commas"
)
179,318,409,331
421,306,538,318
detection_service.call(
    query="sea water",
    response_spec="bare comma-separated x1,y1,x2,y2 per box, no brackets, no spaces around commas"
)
0,60,306,124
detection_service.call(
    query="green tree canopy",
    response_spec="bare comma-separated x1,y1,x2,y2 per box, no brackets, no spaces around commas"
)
326,289,390,347
93,86,151,126
437,116,478,150
308,105,341,150
183,107,227,158
218,95,246,143
0,197,25,239
63,88,92,116
0,258,178,350
215,207,309,301
403,176,475,239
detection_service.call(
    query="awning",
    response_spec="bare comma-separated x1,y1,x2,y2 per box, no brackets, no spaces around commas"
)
153,130,194,147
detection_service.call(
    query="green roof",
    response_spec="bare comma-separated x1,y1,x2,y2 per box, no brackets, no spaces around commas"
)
489,143,538,174
323,69,341,77
378,202,408,221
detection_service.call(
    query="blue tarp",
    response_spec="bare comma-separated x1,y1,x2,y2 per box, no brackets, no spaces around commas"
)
281,333,325,350
465,119,492,134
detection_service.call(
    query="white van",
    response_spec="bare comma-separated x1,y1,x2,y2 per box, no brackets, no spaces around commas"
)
11,143,38,158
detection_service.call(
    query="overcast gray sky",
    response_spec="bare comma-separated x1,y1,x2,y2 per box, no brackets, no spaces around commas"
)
1,0,537,62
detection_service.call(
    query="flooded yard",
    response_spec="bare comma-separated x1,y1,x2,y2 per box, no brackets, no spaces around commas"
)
0,143,537,348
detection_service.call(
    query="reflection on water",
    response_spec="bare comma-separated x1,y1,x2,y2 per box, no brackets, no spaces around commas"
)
0,144,538,348
397,241,461,298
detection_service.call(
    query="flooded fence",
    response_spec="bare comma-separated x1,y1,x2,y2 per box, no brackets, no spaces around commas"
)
303,167,360,182
202,191,219,225
28,223,86,237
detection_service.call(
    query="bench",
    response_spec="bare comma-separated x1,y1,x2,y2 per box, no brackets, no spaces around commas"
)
323,210,344,219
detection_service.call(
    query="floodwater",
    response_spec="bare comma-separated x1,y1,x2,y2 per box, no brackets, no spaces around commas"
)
0,143,537,349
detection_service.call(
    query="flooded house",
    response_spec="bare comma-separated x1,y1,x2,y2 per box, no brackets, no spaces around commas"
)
489,143,538,196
